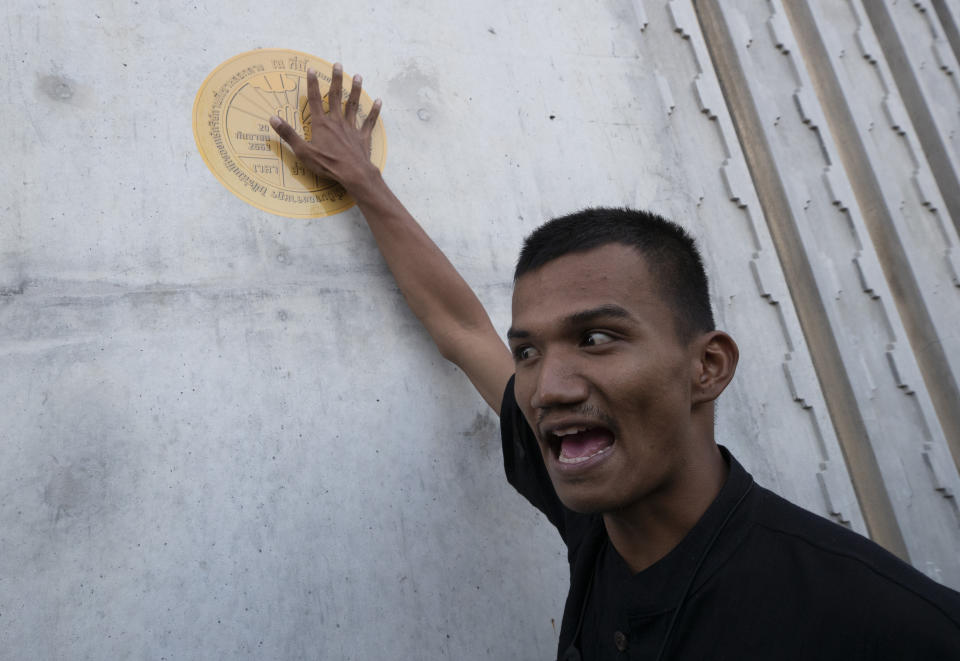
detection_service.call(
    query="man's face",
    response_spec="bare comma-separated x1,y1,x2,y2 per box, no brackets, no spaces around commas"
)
509,243,701,515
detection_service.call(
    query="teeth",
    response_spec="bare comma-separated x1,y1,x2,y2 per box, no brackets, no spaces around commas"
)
553,426,588,437
558,445,611,464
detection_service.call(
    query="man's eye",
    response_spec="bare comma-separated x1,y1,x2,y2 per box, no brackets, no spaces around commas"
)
513,345,539,362
582,331,615,347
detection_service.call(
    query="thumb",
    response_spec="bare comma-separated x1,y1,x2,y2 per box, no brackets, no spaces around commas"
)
270,115,307,154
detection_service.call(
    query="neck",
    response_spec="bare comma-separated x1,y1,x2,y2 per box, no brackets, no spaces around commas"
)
602,443,727,573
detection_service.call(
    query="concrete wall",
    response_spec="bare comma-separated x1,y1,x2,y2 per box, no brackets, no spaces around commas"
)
1,1,957,659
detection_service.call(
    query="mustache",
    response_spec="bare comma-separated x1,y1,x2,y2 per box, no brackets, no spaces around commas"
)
536,403,619,434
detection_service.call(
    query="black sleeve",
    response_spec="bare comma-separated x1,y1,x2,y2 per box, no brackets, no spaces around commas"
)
500,375,569,538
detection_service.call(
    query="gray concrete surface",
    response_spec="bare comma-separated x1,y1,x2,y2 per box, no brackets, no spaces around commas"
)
2,1,958,659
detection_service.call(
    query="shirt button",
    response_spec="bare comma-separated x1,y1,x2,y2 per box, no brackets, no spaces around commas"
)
613,630,628,652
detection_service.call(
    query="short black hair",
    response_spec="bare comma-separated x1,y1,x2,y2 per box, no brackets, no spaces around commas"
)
514,207,715,340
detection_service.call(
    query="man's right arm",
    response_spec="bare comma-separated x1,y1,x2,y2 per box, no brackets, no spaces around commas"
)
270,64,514,414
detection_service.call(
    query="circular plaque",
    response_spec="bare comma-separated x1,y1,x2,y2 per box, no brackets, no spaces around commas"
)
192,49,387,218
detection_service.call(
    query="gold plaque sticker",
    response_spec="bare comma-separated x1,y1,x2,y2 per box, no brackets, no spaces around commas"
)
192,49,386,218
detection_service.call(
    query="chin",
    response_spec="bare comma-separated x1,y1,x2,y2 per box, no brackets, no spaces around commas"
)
554,487,617,515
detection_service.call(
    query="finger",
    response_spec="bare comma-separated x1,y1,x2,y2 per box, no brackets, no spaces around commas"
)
361,98,382,136
344,74,362,126
270,115,308,154
306,68,323,129
327,62,344,116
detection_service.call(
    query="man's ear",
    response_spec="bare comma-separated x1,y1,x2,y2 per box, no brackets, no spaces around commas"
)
691,331,739,404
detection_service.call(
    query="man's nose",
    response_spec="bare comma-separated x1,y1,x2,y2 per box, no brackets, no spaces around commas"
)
530,350,589,410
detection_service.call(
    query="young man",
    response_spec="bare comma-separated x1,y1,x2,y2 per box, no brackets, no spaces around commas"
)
271,65,960,659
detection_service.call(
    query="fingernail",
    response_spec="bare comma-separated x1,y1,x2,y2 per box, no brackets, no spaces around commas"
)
307,67,316,77
353,74,362,85
269,116,280,128
333,62,342,73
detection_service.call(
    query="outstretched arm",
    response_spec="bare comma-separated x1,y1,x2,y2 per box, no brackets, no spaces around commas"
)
270,64,514,414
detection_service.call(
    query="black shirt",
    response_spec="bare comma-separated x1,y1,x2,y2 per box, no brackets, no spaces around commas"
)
500,376,960,660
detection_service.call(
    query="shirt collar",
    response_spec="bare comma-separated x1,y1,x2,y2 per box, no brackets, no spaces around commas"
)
603,446,755,615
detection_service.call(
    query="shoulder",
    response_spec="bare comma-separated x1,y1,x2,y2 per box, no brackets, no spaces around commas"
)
686,480,960,658
750,485,960,630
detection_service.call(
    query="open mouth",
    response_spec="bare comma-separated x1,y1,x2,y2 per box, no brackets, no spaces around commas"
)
551,426,615,465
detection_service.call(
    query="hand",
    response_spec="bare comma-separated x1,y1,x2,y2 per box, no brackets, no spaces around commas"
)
270,63,382,192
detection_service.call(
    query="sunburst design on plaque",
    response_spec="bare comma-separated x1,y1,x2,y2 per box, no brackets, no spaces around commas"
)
193,49,386,218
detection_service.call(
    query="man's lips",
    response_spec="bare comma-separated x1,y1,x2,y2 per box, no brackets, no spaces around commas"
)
540,420,617,467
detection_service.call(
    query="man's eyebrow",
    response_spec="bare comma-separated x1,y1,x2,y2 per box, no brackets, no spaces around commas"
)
565,304,633,326
507,304,634,340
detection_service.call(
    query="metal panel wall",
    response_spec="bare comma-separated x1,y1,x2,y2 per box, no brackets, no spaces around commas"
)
1,1,957,658
696,0,960,584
